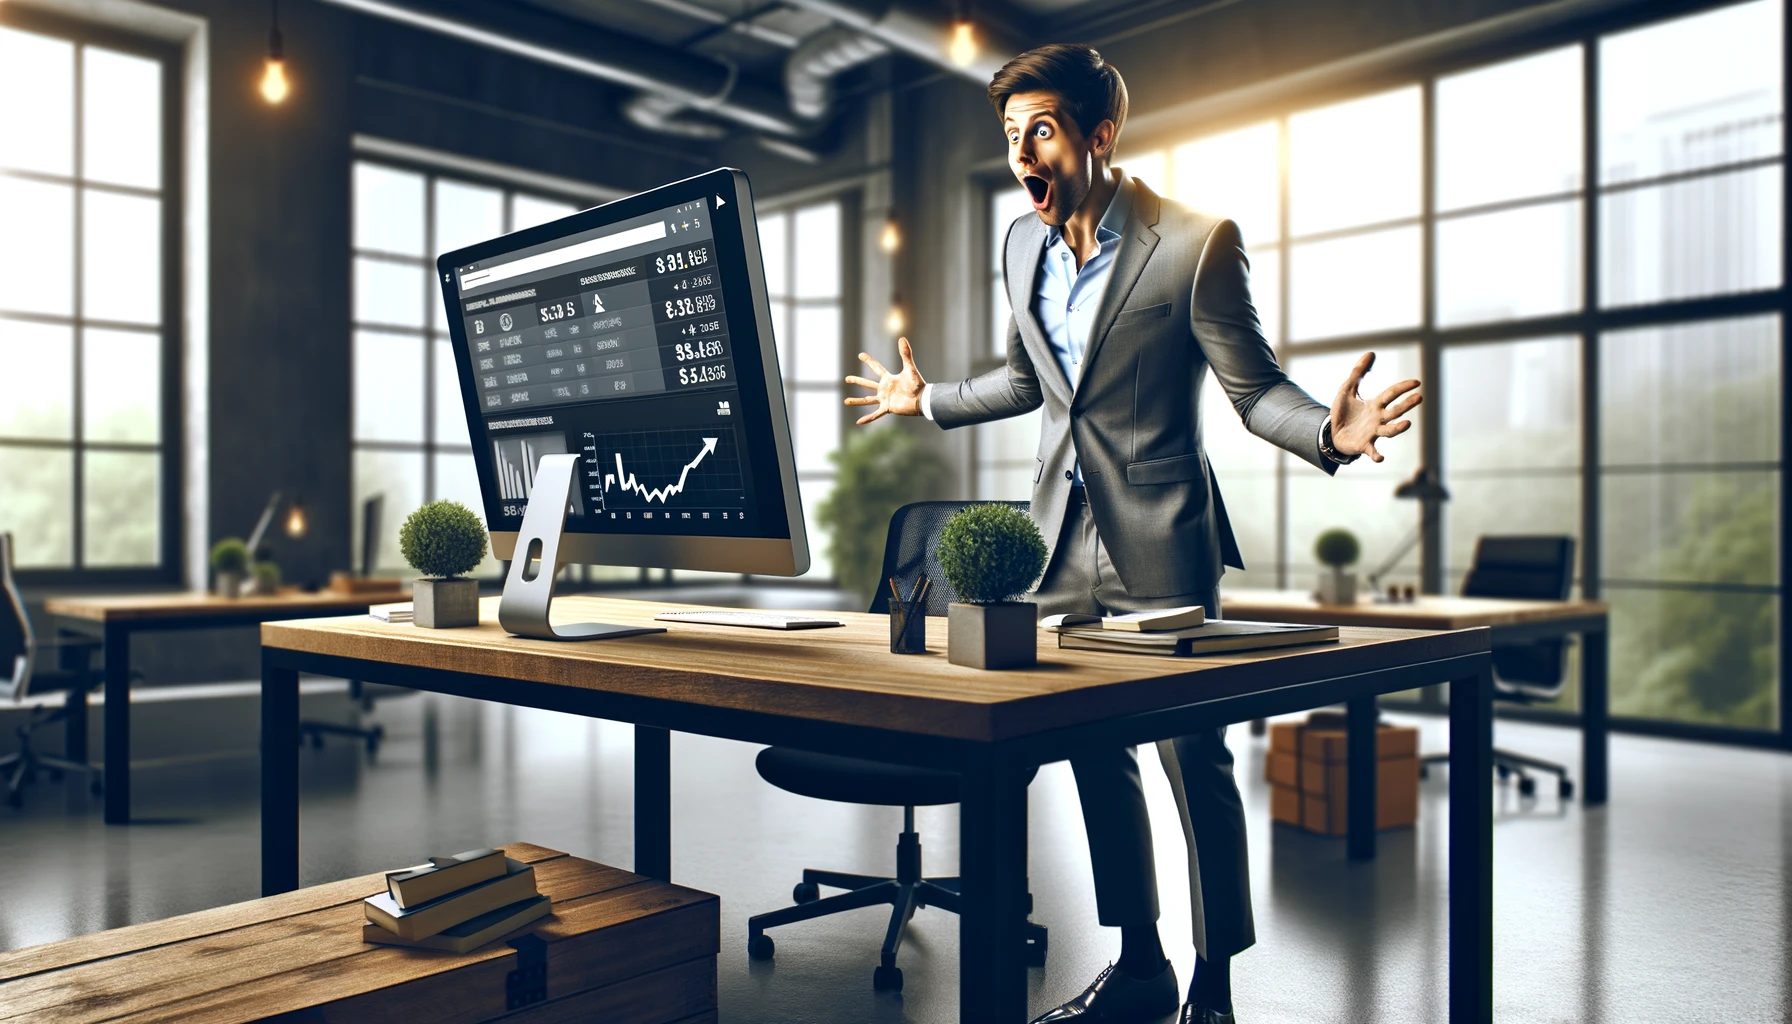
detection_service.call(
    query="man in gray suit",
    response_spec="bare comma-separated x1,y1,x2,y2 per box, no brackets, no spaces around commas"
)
848,44,1420,1024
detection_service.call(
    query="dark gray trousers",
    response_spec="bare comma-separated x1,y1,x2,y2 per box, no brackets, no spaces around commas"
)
1033,499,1256,959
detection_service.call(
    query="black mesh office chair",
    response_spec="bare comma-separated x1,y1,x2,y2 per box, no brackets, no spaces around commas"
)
300,496,402,756
0,533,106,807
746,501,1046,993
1421,535,1576,798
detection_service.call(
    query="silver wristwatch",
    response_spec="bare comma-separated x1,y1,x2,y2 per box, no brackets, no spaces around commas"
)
1319,420,1360,465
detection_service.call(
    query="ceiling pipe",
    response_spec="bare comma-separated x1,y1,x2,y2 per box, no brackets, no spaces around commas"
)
624,92,729,140
786,25,890,120
780,0,1022,82
312,0,806,136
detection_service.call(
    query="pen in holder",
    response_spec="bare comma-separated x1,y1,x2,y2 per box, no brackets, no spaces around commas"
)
888,576,930,654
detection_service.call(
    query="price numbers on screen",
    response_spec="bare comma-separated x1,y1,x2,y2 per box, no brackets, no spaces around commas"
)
673,338,725,362
663,293,719,320
654,246,711,274
538,300,578,322
678,363,728,386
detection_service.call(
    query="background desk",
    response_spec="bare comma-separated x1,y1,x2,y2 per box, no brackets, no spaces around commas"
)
45,590,403,824
260,596,1495,1022
1220,589,1611,803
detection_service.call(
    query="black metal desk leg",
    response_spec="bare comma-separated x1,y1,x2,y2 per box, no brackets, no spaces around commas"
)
260,654,301,895
959,756,1029,1022
1347,695,1377,860
1448,664,1494,1023
1582,626,1609,805
635,725,671,881
102,623,130,824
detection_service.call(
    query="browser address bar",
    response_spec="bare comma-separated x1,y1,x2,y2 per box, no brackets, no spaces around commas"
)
458,220,669,293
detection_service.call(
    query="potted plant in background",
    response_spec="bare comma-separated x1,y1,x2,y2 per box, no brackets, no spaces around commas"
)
210,537,248,598
1314,527,1361,606
250,560,282,596
936,504,1048,669
400,500,489,628
815,427,946,608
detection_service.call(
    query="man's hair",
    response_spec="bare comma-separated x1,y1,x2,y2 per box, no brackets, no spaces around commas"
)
987,43,1128,139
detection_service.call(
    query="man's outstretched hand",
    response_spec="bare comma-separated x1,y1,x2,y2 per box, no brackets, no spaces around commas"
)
1331,352,1422,463
845,336,927,425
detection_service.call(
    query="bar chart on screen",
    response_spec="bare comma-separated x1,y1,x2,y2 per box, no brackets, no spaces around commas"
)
492,432,586,515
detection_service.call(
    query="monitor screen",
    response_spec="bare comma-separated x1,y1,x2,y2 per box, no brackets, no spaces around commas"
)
435,168,808,576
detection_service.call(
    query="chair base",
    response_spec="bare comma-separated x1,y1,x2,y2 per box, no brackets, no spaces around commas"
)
746,816,1047,991
1421,747,1574,799
298,719,384,755
2,705,101,809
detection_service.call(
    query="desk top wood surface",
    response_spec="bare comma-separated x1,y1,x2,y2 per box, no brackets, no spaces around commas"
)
45,588,405,623
1220,588,1607,630
261,595,1488,743
0,842,717,1024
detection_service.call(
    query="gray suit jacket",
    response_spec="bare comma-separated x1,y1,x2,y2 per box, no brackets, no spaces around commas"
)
930,178,1337,599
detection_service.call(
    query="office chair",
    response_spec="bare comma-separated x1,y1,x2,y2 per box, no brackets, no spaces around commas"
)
0,533,105,808
300,495,404,755
746,501,1046,993
1421,535,1576,798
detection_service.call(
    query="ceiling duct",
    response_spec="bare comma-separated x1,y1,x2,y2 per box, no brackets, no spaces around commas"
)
780,0,1021,83
313,0,805,136
623,92,730,140
786,25,890,120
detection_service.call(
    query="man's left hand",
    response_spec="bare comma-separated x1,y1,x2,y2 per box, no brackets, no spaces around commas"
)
1331,352,1422,463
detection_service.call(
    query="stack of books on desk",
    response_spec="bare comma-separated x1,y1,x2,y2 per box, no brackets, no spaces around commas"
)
363,848,549,952
1043,604,1338,656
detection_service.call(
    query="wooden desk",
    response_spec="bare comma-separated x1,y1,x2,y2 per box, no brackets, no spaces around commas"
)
260,596,1497,1022
1221,588,1611,805
46,588,404,824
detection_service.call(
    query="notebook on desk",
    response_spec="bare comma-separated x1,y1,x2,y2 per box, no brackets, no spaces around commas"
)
1056,619,1338,656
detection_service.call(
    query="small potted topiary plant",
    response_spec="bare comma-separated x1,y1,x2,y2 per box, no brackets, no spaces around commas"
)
249,560,282,596
400,500,488,628
936,504,1048,670
1313,527,1361,606
210,537,248,598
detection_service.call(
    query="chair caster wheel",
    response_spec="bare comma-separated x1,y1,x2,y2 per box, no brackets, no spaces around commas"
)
1025,923,1049,966
1495,764,1510,780
1517,775,1537,797
1559,778,1574,798
873,964,903,992
792,881,819,904
748,934,774,960
1418,764,1429,780
311,734,325,750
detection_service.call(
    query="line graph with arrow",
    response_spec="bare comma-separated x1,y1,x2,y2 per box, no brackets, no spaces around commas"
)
582,427,745,514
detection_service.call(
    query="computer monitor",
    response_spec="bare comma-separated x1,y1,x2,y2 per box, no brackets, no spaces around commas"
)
435,168,809,577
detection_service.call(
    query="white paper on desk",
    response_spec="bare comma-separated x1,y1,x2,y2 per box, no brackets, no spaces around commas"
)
370,602,414,622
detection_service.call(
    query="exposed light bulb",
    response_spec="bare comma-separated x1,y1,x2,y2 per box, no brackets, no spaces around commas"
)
260,59,289,104
284,500,307,538
879,218,901,254
885,304,906,335
948,21,978,68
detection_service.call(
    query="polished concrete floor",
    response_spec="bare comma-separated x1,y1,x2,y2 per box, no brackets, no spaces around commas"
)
2,694,1790,1023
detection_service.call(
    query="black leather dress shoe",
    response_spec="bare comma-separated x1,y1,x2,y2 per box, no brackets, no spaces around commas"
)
1177,999,1237,1024
1030,961,1179,1023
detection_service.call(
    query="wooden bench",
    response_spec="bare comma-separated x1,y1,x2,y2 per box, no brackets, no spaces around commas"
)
0,843,718,1024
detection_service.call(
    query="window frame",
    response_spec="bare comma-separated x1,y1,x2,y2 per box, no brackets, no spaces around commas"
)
0,6,184,586
1049,0,1792,745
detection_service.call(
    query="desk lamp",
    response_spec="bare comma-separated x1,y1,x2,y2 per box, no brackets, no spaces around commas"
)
1366,467,1450,601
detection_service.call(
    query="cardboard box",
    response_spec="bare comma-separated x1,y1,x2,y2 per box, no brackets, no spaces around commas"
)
1265,715,1420,836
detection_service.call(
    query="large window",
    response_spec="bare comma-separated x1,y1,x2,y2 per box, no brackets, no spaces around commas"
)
351,161,580,576
758,199,847,579
0,18,176,578
977,0,1785,735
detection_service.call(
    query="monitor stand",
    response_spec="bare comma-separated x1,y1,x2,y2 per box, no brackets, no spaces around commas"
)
498,453,667,642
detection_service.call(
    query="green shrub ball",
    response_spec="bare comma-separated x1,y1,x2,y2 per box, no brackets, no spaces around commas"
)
936,504,1048,605
400,500,489,579
209,537,248,574
1314,528,1361,568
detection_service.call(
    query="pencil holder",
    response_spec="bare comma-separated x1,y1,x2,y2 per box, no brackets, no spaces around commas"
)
889,599,928,654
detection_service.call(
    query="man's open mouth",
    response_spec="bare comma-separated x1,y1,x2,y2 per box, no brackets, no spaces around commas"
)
1022,174,1050,208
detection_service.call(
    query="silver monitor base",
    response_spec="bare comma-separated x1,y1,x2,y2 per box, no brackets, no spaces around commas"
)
497,453,666,643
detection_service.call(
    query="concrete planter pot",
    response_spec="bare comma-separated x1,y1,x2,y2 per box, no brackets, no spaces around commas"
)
1316,568,1358,606
213,571,243,599
947,601,1037,670
413,577,479,628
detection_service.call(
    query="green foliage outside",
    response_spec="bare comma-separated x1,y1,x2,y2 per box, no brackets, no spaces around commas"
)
1313,528,1361,568
815,427,946,606
209,537,248,574
936,503,1048,604
399,500,489,579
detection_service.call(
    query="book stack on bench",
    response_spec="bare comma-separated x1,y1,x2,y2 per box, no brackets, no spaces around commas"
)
364,848,549,953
